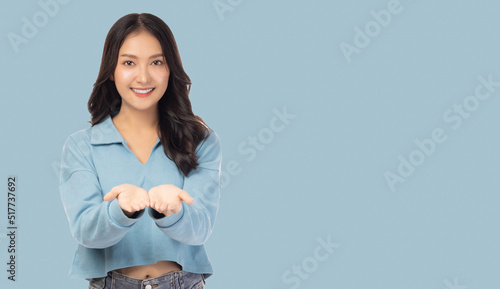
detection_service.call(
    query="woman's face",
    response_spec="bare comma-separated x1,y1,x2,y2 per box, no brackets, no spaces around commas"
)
112,30,169,114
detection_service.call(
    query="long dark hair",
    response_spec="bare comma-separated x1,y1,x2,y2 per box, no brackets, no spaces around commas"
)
87,13,211,176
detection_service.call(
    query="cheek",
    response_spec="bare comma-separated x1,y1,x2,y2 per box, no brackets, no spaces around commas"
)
114,68,135,86
152,69,170,86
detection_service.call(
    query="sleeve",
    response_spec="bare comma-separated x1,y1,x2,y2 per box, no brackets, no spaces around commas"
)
59,135,144,249
148,130,222,246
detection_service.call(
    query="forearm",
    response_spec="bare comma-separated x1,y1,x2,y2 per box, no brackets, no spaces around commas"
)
60,175,143,248
149,188,219,245
69,199,143,248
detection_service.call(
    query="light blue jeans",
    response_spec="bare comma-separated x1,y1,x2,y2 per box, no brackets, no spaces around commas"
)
88,270,205,289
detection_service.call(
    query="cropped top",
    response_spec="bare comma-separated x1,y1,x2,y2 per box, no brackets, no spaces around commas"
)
58,113,222,279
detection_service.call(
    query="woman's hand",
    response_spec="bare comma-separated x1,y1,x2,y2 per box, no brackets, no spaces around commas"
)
103,184,150,217
148,184,194,217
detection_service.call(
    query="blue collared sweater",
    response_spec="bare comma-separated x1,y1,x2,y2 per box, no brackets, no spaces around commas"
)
58,113,222,279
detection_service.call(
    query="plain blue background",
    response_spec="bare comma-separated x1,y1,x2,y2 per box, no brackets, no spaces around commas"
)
1,0,500,288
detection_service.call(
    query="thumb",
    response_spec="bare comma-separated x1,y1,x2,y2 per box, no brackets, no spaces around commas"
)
179,190,194,205
103,188,121,201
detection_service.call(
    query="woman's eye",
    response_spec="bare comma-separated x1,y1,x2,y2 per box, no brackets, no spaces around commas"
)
152,60,163,65
124,61,134,66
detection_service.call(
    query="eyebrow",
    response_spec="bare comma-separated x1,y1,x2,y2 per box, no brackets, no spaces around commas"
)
119,53,164,59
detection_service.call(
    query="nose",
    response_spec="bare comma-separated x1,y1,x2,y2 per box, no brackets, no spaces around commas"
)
136,64,151,84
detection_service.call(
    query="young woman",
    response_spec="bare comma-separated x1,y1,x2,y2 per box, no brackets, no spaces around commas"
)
59,13,222,289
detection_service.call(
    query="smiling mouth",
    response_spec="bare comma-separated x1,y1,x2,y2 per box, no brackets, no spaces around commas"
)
131,88,155,94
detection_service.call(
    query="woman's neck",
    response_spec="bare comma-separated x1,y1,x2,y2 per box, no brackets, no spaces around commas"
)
112,105,159,134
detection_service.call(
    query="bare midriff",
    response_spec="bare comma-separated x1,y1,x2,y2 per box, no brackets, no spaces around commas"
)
115,261,182,279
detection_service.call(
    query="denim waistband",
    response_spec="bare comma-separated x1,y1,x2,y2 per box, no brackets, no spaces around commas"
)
91,270,204,289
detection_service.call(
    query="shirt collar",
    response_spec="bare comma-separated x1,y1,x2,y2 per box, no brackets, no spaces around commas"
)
90,114,126,145
90,113,162,147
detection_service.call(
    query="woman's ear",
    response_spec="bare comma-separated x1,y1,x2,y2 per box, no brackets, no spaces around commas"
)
109,74,114,81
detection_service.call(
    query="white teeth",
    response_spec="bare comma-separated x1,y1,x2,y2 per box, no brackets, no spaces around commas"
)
132,88,154,93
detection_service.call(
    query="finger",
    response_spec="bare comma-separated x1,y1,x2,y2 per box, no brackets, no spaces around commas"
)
134,200,146,212
103,189,120,201
171,204,181,215
129,202,139,212
178,190,194,205
150,200,158,210
135,200,143,210
159,203,168,213
151,200,159,211
137,200,146,211
122,204,133,213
